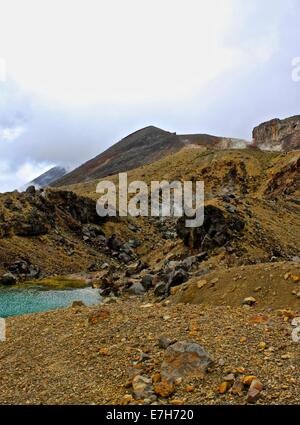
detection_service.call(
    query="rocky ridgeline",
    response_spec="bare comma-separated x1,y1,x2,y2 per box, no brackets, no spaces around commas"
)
176,204,245,250
253,116,300,152
0,186,104,238
0,186,109,284
0,176,248,288
53,115,300,188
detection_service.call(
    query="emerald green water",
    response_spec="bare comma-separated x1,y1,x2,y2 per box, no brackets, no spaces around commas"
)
0,286,102,318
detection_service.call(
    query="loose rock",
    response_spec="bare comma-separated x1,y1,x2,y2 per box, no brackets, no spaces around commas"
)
246,379,264,404
132,375,154,400
160,341,213,384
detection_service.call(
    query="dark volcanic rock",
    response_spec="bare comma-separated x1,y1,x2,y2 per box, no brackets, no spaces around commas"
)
25,185,36,196
127,282,146,296
6,259,40,280
107,234,123,251
0,272,17,285
0,190,106,239
141,275,153,290
176,205,245,250
168,268,189,288
154,282,168,297
46,190,103,225
13,208,50,236
158,336,175,349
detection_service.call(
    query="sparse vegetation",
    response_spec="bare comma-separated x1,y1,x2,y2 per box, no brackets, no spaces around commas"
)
0,124,300,405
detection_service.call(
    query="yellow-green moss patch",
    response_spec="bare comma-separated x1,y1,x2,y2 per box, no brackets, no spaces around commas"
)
24,275,89,289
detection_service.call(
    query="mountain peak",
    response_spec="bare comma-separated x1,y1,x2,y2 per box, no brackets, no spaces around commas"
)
20,166,69,191
54,126,181,186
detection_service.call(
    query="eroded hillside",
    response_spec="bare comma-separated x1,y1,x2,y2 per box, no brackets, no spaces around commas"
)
1,137,300,408
1,144,300,307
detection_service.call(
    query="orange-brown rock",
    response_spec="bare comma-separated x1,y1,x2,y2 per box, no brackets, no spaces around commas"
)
154,380,175,398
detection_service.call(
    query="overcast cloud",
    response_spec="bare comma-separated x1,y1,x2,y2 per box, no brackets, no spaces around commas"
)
0,0,299,192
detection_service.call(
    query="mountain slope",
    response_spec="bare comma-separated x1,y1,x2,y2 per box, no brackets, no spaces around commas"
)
21,166,69,190
54,126,249,186
55,115,300,188
64,146,300,263
54,126,182,186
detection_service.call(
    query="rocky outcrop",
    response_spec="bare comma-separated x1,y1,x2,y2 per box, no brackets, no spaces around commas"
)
5,259,40,280
253,116,300,152
264,156,300,199
0,189,112,282
0,189,105,238
0,272,17,286
176,205,245,250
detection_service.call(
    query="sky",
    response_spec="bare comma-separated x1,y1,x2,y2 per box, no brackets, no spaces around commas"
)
0,0,300,192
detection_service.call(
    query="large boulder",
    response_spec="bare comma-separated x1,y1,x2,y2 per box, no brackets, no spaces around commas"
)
160,341,213,383
107,234,123,251
127,282,146,296
141,275,153,290
6,259,40,280
154,282,168,297
0,272,17,285
167,268,189,289
82,224,105,240
177,205,244,250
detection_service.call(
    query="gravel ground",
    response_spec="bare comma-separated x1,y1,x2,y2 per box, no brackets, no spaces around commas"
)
0,297,299,405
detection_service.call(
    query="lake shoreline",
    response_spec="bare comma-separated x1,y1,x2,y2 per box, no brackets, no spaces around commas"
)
0,285,102,318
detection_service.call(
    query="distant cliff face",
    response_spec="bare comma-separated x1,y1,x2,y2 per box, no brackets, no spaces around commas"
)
253,116,300,152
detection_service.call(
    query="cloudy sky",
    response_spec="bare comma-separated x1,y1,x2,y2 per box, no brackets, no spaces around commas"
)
0,0,299,192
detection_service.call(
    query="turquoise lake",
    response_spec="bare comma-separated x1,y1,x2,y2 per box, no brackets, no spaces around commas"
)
0,286,102,317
